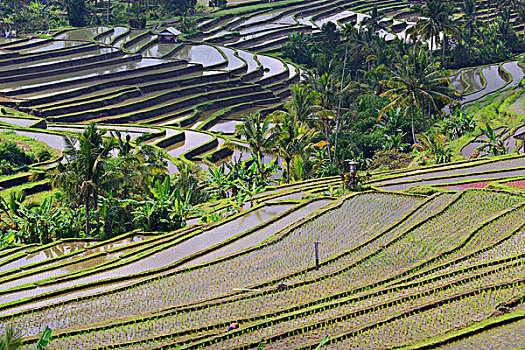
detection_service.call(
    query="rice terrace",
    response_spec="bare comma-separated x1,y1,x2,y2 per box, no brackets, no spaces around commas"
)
0,0,525,348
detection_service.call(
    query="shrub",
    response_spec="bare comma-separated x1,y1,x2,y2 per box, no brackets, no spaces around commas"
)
0,140,34,168
370,149,413,170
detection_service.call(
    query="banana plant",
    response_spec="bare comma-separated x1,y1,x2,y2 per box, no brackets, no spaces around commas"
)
34,326,52,350
473,123,507,156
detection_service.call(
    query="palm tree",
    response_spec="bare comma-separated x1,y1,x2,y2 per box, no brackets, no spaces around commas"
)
51,123,114,235
271,111,319,183
171,160,204,204
460,0,483,51
285,84,321,123
0,326,23,350
408,0,457,64
225,112,278,178
380,49,458,144
361,5,389,33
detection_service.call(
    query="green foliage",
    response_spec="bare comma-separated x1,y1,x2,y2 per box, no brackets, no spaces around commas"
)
0,326,23,350
442,108,478,139
413,128,453,164
63,0,87,27
0,140,34,169
370,149,413,171
209,0,227,8
34,326,52,350
226,112,279,179
6,0,66,32
282,31,315,66
473,123,507,157
7,197,83,244
158,0,197,16
132,177,194,231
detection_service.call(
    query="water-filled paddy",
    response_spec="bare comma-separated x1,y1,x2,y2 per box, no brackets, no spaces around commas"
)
0,117,37,127
217,46,245,71
172,44,225,67
55,27,111,41
0,129,69,150
235,49,259,73
165,130,214,158
0,48,117,71
502,61,525,88
464,65,507,102
0,58,166,93
19,40,84,54
257,54,286,78
98,27,128,45
142,42,179,58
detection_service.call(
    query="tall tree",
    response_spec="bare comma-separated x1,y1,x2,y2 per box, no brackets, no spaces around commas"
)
408,0,457,65
63,0,87,27
271,111,319,183
225,112,278,178
460,0,482,51
51,123,114,235
380,49,458,144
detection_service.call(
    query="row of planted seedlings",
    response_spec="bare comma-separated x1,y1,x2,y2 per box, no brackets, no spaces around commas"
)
0,196,334,334
2,191,418,340
39,190,525,349
181,216,525,349
380,165,525,192
12,191,434,348
187,191,520,348
373,155,525,190
157,191,524,348
365,148,521,180
0,198,310,308
369,153,525,186
400,299,525,349
0,228,187,297
184,194,525,349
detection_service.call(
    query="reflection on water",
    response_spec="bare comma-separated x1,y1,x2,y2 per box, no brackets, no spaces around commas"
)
236,49,259,73
99,27,128,45
55,27,111,41
165,130,214,158
464,65,507,103
20,40,83,54
186,200,330,266
0,58,166,93
217,46,244,71
257,54,286,78
0,117,36,127
173,44,225,67
0,236,145,293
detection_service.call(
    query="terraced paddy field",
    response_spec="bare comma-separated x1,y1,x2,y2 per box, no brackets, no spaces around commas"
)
1,155,525,348
1,0,524,177
1,0,525,347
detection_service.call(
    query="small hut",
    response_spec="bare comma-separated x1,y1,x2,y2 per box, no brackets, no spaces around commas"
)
157,27,181,43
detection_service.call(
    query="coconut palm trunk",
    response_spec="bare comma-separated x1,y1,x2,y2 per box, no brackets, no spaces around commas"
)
411,105,417,144
107,0,111,25
333,46,348,163
85,193,91,235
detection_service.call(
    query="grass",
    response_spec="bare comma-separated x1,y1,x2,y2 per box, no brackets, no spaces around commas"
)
0,131,61,159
